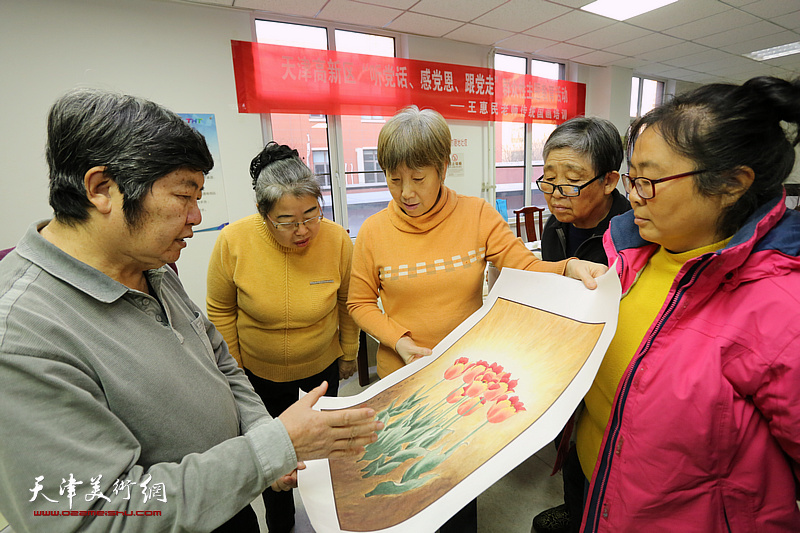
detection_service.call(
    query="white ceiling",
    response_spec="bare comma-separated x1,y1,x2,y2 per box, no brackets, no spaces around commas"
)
180,0,800,84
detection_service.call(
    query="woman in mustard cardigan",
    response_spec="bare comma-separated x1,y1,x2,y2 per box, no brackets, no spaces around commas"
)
207,142,358,533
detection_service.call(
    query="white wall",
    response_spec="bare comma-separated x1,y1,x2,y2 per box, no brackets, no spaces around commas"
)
0,0,262,305
0,0,614,306
582,65,633,140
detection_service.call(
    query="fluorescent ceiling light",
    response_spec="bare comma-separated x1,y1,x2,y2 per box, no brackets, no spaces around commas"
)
743,42,800,61
581,0,679,21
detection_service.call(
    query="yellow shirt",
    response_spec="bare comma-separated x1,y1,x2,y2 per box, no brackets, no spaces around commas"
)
577,238,731,479
207,215,359,382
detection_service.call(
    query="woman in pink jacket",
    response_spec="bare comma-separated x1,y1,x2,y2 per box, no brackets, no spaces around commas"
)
576,76,800,532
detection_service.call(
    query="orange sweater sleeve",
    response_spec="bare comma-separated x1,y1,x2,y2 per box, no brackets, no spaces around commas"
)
481,200,568,275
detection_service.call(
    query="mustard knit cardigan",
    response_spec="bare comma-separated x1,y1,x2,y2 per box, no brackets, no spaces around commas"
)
207,215,359,382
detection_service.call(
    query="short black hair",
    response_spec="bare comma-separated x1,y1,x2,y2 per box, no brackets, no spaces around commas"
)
47,88,214,226
627,76,800,237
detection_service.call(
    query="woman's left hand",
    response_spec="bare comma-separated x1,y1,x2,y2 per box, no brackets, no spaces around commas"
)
565,258,608,290
270,462,306,492
338,358,357,380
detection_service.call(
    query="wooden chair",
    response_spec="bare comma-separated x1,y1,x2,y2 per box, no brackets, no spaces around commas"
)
513,206,545,242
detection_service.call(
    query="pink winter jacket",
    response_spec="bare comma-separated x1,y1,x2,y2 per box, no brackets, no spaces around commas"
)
581,194,800,532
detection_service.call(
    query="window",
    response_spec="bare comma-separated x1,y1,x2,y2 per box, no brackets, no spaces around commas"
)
359,148,384,184
494,53,561,219
333,29,395,236
631,77,664,118
256,20,396,235
255,20,327,49
312,149,331,187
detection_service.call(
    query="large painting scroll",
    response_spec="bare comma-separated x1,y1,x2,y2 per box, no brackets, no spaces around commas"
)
298,267,621,532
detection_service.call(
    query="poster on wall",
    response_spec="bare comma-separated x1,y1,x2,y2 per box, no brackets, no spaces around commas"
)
178,113,229,232
297,267,621,533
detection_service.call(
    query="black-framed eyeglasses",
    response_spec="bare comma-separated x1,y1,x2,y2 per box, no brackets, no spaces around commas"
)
265,209,323,231
621,170,706,199
535,172,606,197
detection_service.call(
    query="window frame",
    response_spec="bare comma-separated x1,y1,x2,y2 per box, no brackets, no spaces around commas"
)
251,13,404,233
312,148,331,187
630,76,665,118
492,50,565,213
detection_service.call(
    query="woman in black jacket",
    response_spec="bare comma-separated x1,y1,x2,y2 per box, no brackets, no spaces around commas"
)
532,116,630,533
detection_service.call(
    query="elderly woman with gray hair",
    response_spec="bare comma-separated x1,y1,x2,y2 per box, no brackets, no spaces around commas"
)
206,141,359,533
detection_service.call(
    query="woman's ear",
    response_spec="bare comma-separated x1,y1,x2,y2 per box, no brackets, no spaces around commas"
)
724,166,755,206
84,166,114,214
603,171,620,194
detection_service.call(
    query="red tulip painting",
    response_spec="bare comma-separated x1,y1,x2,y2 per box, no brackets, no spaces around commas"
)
355,357,524,499
328,298,605,531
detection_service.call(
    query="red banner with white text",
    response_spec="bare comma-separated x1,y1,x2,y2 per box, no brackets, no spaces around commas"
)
231,41,585,124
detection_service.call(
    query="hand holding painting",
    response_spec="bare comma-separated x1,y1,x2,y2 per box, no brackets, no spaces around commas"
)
395,335,433,364
270,465,305,492
278,381,384,461
564,258,608,290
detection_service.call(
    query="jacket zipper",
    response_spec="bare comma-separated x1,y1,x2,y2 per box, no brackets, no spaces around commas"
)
584,255,713,531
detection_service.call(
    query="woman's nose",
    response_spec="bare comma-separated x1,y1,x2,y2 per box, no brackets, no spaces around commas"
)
187,201,202,225
627,184,645,205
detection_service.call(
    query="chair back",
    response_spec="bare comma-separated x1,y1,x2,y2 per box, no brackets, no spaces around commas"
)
513,206,545,242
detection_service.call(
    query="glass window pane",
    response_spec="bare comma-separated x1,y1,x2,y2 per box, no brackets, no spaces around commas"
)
361,148,384,184
342,118,391,237
269,114,334,221
531,59,560,80
256,21,331,219
494,54,527,219
255,20,328,49
530,123,556,208
495,54,526,75
496,121,525,217
630,77,640,117
641,78,660,116
335,30,394,57
312,149,331,186
335,31,395,237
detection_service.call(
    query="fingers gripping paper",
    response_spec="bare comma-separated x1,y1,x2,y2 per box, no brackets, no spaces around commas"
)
298,267,621,533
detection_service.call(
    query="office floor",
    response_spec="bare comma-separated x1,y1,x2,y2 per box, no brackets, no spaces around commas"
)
250,363,563,533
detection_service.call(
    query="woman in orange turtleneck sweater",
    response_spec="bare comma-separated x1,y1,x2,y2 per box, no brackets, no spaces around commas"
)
347,105,606,533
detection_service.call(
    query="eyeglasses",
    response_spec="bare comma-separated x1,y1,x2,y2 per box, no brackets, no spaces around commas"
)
535,172,606,197
265,210,323,231
621,170,706,199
